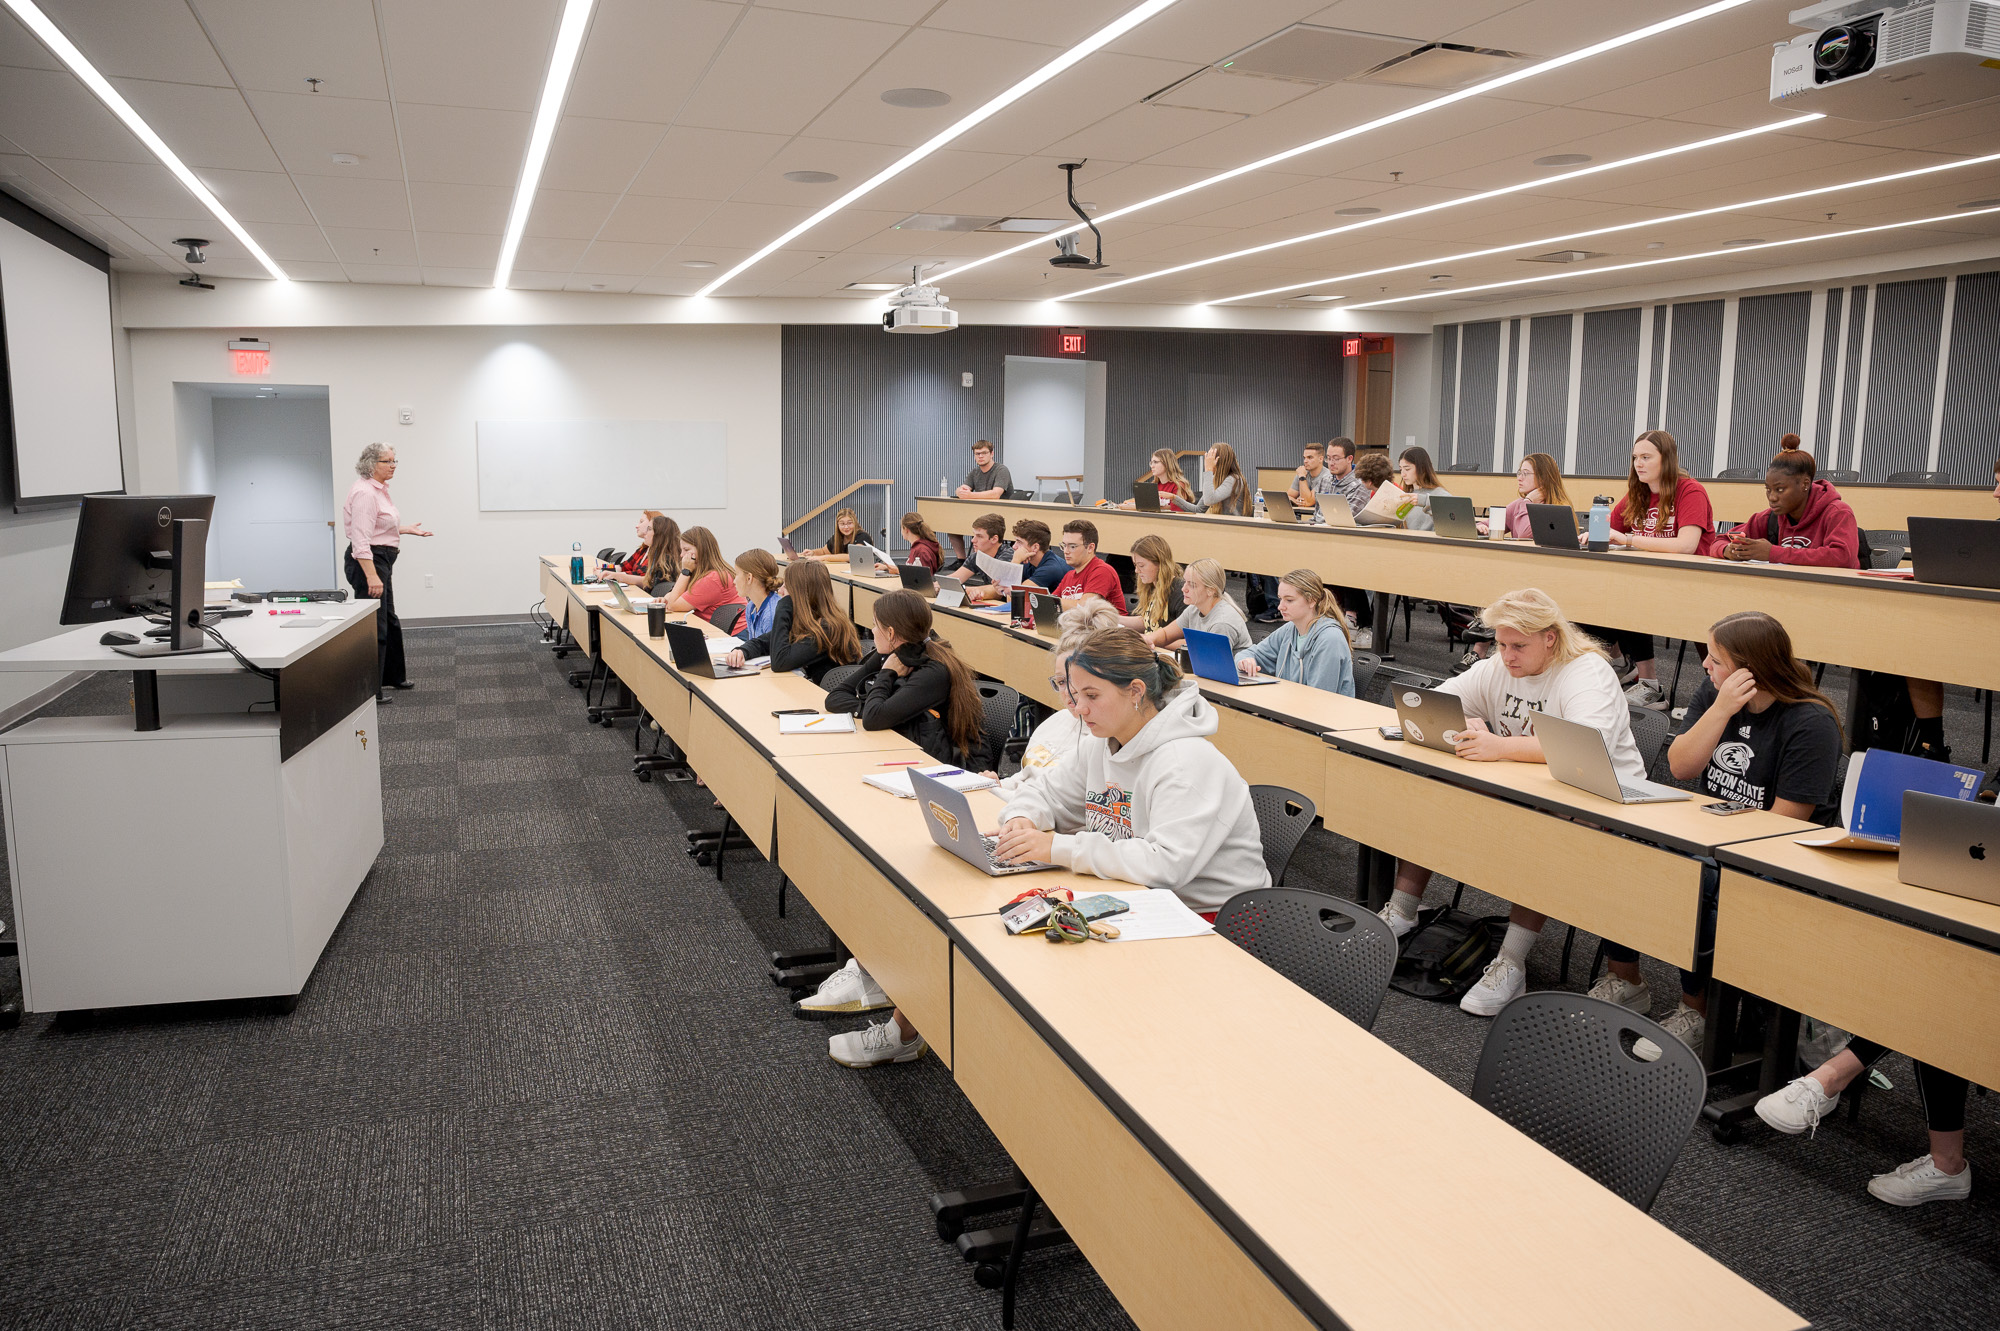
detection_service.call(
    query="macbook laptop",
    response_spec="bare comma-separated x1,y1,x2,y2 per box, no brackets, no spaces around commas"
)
1393,687,1469,752
778,533,799,558
1261,489,1302,523
1534,712,1690,804
1131,481,1162,511
1030,592,1064,639
604,581,646,613
1430,495,1479,540
1184,626,1276,687
1909,517,2000,591
1315,494,1357,527
897,562,936,593
1898,791,2000,905
662,622,760,678
848,542,881,573
1526,502,1582,549
911,769,1057,876
934,579,966,608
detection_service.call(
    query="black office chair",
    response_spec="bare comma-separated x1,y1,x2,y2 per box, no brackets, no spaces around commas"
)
1214,888,1397,1029
1862,529,1909,570
1472,992,1706,1211
1886,469,1952,486
975,682,1022,773
1247,784,1317,886
1716,467,1764,480
1351,649,1381,701
1005,488,1035,501
707,602,744,634
1822,468,1861,484
819,661,871,695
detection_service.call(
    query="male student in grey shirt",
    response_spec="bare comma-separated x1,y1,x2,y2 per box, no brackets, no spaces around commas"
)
951,440,1013,559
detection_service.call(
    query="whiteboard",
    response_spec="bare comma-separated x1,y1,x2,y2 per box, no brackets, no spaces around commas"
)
476,419,728,511
0,212,122,500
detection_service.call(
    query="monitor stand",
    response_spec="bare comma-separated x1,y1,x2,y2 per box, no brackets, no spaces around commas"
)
109,516,227,660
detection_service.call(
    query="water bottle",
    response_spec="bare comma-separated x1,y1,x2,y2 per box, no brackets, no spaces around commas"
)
939,475,949,497
1253,490,1265,519
569,541,584,584
1587,496,1611,552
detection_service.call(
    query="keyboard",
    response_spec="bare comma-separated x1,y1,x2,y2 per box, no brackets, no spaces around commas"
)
979,835,1043,874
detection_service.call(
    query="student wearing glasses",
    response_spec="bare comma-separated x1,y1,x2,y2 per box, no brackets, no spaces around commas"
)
808,507,864,559
1119,449,1196,509
1234,568,1356,695
1054,518,1125,604
1495,454,1570,539
1143,558,1249,653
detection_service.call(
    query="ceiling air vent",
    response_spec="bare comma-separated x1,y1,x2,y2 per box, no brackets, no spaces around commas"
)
1348,43,1536,90
1522,250,1606,264
893,214,1000,232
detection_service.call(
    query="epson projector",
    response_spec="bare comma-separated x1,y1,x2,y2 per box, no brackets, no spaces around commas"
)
883,305,958,333
1771,0,2000,120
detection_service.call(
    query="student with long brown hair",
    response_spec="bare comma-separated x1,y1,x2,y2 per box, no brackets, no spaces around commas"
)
809,507,863,558
1605,430,1715,710
1495,454,1571,538
1177,442,1249,515
876,512,942,574
1594,611,1844,1060
1120,448,1196,508
732,548,785,640
663,525,747,618
728,558,860,682
600,509,665,586
824,589,986,768
1118,534,1184,633
1396,445,1452,531
640,516,682,594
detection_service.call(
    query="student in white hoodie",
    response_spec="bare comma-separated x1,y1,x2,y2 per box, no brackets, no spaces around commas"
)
990,601,1123,794
992,626,1269,916
1376,588,1642,1017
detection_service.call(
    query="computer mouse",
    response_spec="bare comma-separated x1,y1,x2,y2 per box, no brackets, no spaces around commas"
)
99,630,139,646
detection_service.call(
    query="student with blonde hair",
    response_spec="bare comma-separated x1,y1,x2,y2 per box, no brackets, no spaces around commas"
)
992,601,1124,792
808,507,863,558
1143,557,1249,653
1234,568,1355,695
1117,534,1184,633
1119,449,1195,509
1377,588,1642,1018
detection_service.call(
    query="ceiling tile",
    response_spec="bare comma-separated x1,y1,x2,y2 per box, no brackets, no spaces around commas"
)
578,240,672,274
380,0,560,112
341,262,423,284
522,188,621,239
926,0,1145,48
409,180,513,233
1303,0,1517,43
762,0,935,22
539,116,662,194
1043,102,1245,164
952,50,1205,157
36,157,195,217
592,194,714,245
419,231,503,267
678,8,907,137
245,90,405,179
280,259,351,282
0,9,63,71
194,168,315,225
111,79,283,172
38,0,233,85
624,126,789,200
1102,0,1343,65
802,28,1062,149
192,0,391,99
506,268,572,290
565,0,743,123
417,266,493,286
321,225,420,264
0,67,153,163
293,173,414,229
564,273,641,292
514,234,590,269
397,102,531,186
926,154,1133,216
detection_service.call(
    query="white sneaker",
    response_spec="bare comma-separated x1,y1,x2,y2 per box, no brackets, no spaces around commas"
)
1610,655,1639,685
1634,1003,1705,1061
1867,1155,1972,1207
1344,612,1360,632
1459,954,1526,1017
1378,903,1417,941
828,1018,927,1068
797,959,890,1013
1352,629,1374,651
1756,1075,1840,1136
1624,679,1668,711
1586,971,1651,1014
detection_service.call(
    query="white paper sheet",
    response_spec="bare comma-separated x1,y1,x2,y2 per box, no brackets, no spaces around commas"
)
975,550,1025,586
1090,889,1216,942
779,712,853,734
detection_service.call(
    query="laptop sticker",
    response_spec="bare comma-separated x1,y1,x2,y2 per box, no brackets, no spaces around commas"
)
927,802,959,840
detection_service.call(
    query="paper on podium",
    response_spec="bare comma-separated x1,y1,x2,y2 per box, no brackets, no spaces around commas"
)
1094,889,1215,942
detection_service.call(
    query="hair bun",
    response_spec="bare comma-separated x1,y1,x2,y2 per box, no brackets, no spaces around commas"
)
1780,432,1801,448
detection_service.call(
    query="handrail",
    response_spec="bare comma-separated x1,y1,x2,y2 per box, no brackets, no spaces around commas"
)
784,478,895,536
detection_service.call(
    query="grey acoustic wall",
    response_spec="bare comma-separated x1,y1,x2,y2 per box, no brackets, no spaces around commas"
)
1437,324,1459,456
780,326,1344,542
1435,264,2000,484
1502,319,1523,468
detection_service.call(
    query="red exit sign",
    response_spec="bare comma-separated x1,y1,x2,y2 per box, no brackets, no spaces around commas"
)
1342,337,1361,357
1058,327,1085,355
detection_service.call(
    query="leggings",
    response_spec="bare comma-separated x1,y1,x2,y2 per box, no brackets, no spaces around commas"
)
1843,1039,1969,1133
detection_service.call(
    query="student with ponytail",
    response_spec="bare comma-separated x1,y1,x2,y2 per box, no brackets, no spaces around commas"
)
728,558,860,682
992,626,1269,916
1234,567,1356,695
823,590,988,769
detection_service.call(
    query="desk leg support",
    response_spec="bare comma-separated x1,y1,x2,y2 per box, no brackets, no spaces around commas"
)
133,671,161,732
1370,592,1394,661
1354,844,1396,910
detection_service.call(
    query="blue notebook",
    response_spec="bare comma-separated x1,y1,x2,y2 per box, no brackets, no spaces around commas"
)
1799,748,1984,850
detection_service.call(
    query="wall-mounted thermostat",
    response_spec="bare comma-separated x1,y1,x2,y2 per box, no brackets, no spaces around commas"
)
961,373,973,388
398,406,414,425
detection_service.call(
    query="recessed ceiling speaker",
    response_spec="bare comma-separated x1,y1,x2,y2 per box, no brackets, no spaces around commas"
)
881,87,950,108
783,170,839,183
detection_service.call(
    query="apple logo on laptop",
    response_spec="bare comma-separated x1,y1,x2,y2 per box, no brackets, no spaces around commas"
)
1971,842,1986,862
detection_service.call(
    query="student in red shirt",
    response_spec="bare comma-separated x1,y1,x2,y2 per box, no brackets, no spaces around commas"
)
876,512,942,574
1606,429,1714,710
1719,443,1860,569
1053,518,1125,605
663,525,748,621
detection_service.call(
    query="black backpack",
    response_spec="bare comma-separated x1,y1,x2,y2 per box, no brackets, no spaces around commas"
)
1389,908,1509,1002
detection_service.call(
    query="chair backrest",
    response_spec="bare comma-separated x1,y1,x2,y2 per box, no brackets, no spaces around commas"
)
1006,488,1035,501
974,681,1022,772
706,601,744,634
1367,664,1444,705
819,661,870,695
1822,469,1861,484
1350,649,1381,701
1862,528,1909,570
1246,784,1317,886
1438,461,1482,473
1886,469,1952,486
1716,467,1763,480
1625,703,1672,780
1215,888,1397,1030
1471,992,1707,1211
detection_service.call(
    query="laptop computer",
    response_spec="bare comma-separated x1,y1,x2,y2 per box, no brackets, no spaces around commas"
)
897,562,936,593
1909,517,2000,590
1534,712,1690,804
848,541,881,573
662,622,760,678
1393,687,1469,752
1031,592,1064,639
1131,481,1162,511
1526,502,1582,549
1898,791,2000,905
1315,494,1357,527
911,769,1057,876
934,579,965,609
778,533,799,558
1430,495,1479,540
1261,489,1302,523
603,580,645,613
1184,626,1276,687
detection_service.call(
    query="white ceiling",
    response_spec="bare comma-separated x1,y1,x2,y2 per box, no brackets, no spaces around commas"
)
0,0,1995,316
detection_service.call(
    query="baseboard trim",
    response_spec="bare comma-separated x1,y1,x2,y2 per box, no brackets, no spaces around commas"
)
0,671,93,732
404,613,537,629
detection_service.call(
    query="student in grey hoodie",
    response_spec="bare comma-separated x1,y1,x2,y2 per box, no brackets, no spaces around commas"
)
1234,567,1356,696
993,626,1269,916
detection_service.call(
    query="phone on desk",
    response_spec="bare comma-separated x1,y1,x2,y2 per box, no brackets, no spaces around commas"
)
771,708,818,717
1377,725,1404,741
1072,893,1130,922
1700,800,1756,816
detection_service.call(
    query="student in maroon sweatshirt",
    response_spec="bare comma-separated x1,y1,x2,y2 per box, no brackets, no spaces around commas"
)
1719,445,1860,569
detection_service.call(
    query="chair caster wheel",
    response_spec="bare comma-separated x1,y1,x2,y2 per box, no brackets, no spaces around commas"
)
1711,1121,1741,1146
0,1000,20,1029
695,853,714,867
585,710,601,722
555,649,568,659
636,770,652,783
936,1216,962,1242
599,716,614,728
973,1263,1004,1290
570,677,584,688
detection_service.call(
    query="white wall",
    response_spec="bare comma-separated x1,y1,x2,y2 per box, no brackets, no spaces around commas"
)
1003,356,1090,501
0,506,83,716
211,395,336,589
126,324,782,621
172,384,216,495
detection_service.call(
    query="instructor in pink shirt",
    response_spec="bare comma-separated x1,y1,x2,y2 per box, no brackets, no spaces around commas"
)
343,443,432,702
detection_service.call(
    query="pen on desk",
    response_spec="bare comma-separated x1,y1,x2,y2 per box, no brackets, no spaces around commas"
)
876,760,921,766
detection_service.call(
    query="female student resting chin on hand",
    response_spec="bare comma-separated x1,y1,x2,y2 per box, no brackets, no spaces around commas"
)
1233,567,1355,696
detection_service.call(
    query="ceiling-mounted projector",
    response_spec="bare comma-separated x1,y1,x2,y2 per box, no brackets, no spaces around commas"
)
882,265,957,334
1771,0,2000,119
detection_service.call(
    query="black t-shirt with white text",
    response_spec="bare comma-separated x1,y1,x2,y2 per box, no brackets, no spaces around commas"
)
1683,679,1841,818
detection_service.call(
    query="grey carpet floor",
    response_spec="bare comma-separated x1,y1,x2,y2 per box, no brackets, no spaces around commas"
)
0,607,1992,1330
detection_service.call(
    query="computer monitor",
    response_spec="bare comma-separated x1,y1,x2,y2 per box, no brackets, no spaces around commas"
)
60,494,216,653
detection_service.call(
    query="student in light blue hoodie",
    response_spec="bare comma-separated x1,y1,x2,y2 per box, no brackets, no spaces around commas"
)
1234,567,1355,696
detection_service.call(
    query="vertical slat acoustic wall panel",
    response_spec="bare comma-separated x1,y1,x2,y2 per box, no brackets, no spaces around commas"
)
1833,286,1871,471
1937,271,2000,484
1814,288,1848,458
1577,307,1641,474
1861,277,1946,480
1663,301,1724,473
1647,305,1669,429
1729,291,1811,458
1437,325,1460,460
1503,319,1523,467
1456,322,1502,467
1524,314,1572,458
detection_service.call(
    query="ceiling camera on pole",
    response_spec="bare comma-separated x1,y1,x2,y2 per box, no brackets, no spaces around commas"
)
1048,163,1105,270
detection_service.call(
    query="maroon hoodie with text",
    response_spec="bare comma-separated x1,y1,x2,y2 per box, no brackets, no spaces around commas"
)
1737,478,1861,568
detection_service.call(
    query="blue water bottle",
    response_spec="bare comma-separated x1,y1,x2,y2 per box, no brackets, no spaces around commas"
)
570,541,584,584
1587,496,1611,553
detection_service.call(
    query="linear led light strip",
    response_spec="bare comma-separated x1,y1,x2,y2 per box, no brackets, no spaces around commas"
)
695,0,1184,297
494,0,597,288
925,0,1763,289
1342,204,2000,308
1211,149,2000,305
2,0,288,280
1057,115,1821,301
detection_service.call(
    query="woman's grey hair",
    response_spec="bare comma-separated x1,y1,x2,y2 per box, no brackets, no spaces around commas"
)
355,442,393,477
